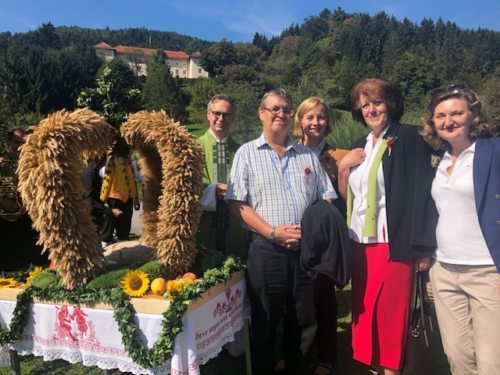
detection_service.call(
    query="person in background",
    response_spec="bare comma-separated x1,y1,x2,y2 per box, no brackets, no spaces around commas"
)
292,97,351,375
0,127,48,271
99,137,138,246
80,155,122,236
420,84,499,375
196,94,243,257
226,88,335,374
337,77,436,375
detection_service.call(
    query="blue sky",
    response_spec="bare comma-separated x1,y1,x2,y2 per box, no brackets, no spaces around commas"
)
1,0,498,42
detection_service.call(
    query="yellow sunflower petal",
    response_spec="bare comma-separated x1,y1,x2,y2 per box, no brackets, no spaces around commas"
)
0,278,18,288
120,270,150,297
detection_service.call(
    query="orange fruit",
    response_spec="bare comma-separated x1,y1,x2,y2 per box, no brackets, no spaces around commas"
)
182,272,197,281
150,277,167,295
166,279,182,295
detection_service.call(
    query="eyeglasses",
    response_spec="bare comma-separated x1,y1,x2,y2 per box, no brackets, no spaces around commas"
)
210,111,234,119
262,106,293,116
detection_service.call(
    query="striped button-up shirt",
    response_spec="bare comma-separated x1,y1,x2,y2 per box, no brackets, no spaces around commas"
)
225,134,335,226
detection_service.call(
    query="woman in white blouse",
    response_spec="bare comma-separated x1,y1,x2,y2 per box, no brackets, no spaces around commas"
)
338,78,436,375
420,84,499,375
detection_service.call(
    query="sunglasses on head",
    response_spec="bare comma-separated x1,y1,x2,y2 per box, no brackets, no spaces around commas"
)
431,83,467,98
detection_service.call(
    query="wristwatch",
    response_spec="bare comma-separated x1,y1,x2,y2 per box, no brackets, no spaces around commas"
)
267,226,276,241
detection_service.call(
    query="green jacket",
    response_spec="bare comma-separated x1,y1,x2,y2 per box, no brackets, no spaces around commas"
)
196,131,243,256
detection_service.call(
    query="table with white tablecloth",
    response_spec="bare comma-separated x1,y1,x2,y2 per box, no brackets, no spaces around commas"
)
0,272,246,375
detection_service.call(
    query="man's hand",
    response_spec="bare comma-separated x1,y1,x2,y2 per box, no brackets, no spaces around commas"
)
275,224,301,250
111,208,123,218
216,183,227,199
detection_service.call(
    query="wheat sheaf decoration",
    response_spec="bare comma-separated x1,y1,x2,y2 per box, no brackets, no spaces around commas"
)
120,110,204,274
17,109,115,289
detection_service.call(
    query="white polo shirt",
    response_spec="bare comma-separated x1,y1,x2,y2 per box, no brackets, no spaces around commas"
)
431,142,493,265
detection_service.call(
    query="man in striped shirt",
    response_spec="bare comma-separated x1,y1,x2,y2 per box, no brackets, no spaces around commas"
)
226,88,335,374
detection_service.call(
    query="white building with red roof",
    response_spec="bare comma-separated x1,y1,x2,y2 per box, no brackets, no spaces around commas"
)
94,42,208,79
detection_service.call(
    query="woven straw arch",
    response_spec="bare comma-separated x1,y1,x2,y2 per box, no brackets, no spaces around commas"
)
120,110,203,273
18,109,203,288
17,109,115,288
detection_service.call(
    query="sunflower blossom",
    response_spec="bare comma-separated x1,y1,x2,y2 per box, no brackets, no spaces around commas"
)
26,266,44,286
120,270,150,297
0,278,18,288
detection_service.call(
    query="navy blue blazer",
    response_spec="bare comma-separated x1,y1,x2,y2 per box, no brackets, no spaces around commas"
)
473,137,500,272
352,123,438,260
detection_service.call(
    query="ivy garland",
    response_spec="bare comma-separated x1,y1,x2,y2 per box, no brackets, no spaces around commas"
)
0,257,245,369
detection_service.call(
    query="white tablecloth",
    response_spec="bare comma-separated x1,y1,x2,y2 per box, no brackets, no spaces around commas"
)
0,277,245,374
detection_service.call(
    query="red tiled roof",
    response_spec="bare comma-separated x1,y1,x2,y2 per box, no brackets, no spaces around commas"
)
93,42,193,60
114,45,157,57
164,50,189,60
94,42,114,50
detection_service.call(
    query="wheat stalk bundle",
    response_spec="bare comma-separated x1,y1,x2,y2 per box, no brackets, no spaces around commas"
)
120,111,203,273
17,109,115,288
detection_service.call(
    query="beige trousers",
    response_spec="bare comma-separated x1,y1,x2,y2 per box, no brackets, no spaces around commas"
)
429,261,500,375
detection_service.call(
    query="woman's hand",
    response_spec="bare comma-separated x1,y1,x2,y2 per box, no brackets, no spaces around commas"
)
337,148,366,199
415,257,432,272
339,148,366,170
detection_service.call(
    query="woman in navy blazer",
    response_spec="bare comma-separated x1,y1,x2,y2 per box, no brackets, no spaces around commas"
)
420,84,499,374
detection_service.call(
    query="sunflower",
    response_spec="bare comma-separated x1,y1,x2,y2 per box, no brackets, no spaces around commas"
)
25,266,44,286
0,278,18,288
120,270,150,297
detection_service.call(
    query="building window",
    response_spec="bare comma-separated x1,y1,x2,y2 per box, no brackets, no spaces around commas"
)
198,68,202,73
175,69,179,76
183,70,186,75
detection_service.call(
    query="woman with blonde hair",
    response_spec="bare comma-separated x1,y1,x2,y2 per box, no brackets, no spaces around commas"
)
293,97,351,375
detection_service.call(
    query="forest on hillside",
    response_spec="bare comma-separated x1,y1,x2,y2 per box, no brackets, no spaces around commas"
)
0,7,498,146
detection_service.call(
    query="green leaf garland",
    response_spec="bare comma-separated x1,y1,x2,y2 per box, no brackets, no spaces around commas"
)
0,257,245,369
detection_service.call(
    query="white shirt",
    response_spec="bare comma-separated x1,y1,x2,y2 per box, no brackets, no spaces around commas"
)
348,127,389,243
431,143,493,265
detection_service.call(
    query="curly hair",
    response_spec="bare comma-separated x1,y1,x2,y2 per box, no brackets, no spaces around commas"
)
351,77,404,126
293,97,333,140
419,84,496,150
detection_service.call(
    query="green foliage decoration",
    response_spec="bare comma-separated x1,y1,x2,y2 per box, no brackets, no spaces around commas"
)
0,257,245,369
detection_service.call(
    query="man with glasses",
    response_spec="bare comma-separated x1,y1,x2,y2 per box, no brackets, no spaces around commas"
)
197,94,243,257
226,88,335,374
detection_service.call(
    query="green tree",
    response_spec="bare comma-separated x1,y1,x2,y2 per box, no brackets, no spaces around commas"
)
142,50,188,122
185,78,223,124
389,52,437,111
482,67,500,129
77,58,141,127
200,39,238,77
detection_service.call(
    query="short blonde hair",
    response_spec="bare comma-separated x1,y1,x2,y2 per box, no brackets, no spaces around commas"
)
419,84,496,150
293,97,333,139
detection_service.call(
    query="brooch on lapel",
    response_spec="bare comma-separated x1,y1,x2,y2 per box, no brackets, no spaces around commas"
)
386,136,397,156
430,154,441,168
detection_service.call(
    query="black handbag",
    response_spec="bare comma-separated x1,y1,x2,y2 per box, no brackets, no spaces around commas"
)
403,271,449,375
